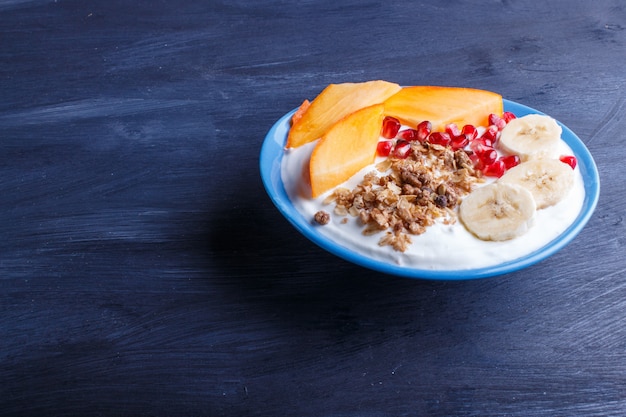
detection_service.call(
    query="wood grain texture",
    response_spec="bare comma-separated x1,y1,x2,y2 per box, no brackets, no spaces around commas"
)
1,0,625,416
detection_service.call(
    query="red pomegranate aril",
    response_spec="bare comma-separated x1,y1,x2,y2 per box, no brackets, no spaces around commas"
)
481,125,499,142
445,123,461,137
470,137,493,151
489,113,507,130
559,155,577,169
475,144,497,165
398,128,418,141
428,132,451,146
393,139,412,159
416,120,432,142
500,154,521,169
381,116,401,139
462,124,478,141
483,160,506,178
450,134,469,150
469,152,484,170
377,140,393,157
502,111,517,123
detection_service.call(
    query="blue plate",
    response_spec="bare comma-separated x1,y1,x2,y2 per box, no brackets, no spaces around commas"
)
260,99,600,280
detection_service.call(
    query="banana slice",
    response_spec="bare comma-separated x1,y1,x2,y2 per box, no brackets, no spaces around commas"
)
499,159,574,209
459,183,536,241
498,114,561,161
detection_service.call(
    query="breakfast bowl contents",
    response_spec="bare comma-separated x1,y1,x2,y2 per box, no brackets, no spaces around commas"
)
261,81,600,279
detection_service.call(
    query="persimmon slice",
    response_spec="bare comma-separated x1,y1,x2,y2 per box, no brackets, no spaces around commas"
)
309,104,385,198
383,86,503,132
290,99,310,126
286,80,401,148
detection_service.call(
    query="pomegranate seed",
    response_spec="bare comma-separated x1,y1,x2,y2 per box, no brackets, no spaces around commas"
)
469,152,484,170
381,116,401,139
500,154,521,170
474,144,497,165
393,139,412,159
483,160,506,177
450,134,469,150
445,123,461,137
559,155,577,169
377,140,393,157
502,111,517,123
416,120,432,142
461,124,478,141
469,137,493,151
489,113,507,130
398,128,418,141
482,125,499,141
427,132,451,146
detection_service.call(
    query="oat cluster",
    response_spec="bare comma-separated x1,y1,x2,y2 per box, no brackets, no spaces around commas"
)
316,142,484,252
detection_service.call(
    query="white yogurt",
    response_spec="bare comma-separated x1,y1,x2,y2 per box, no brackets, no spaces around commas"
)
281,136,585,270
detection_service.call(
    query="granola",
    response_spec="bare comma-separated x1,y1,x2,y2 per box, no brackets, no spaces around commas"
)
321,141,484,252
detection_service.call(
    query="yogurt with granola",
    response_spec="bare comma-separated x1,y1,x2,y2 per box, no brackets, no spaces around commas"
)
281,118,585,271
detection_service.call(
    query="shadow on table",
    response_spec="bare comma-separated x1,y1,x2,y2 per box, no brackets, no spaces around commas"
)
202,181,521,337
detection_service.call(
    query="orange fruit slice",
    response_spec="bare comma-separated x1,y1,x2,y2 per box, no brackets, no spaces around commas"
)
290,99,310,126
286,80,401,148
383,86,503,132
309,104,385,198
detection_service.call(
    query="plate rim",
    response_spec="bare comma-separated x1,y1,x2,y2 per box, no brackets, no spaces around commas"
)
260,99,600,280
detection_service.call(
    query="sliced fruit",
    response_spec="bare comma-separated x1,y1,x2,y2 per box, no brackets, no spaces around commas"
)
498,114,561,161
459,182,536,241
309,104,385,198
291,99,310,126
286,80,401,148
498,159,574,209
382,86,503,132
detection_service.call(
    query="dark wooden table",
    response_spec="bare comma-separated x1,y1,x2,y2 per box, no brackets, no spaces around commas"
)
1,1,624,416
